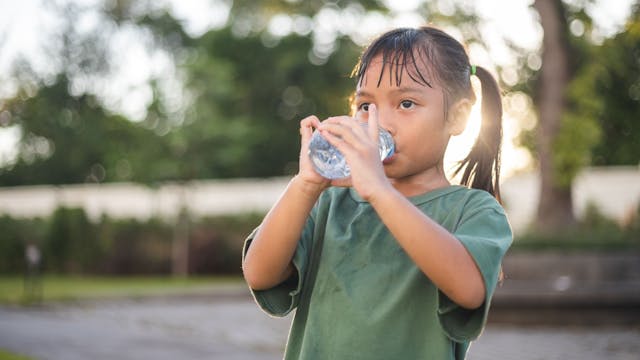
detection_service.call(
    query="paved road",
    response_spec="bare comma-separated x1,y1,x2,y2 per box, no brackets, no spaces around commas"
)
1,296,639,360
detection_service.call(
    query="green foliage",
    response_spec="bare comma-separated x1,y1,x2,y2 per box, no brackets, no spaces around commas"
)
0,8,362,184
97,217,173,274
516,5,640,188
0,76,174,186
0,209,262,275
189,213,263,274
552,58,603,187
0,0,493,185
0,216,46,273
590,12,640,165
545,6,601,189
45,207,100,273
231,0,388,19
172,29,361,179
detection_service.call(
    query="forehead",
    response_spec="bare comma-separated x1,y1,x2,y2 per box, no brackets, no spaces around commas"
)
357,52,437,91
356,54,439,95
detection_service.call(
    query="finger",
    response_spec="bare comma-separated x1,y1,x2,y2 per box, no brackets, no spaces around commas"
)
320,116,360,134
367,104,380,144
319,125,350,151
320,117,367,148
300,115,321,145
300,115,321,132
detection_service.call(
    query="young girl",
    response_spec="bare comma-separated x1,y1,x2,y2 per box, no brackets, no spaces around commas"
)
242,26,512,359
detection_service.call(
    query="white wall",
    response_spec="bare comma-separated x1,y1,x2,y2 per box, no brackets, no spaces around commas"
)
1,167,639,233
0,178,290,222
501,166,640,231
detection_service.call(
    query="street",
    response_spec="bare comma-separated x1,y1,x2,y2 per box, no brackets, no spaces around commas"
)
1,295,638,360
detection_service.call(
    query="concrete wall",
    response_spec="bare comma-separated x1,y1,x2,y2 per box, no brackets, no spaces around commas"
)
501,166,640,232
0,178,289,222
1,166,639,233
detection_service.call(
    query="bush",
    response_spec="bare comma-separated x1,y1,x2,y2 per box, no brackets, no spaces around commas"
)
189,213,263,274
0,208,263,275
45,207,100,273
98,216,173,274
513,202,640,251
0,216,47,273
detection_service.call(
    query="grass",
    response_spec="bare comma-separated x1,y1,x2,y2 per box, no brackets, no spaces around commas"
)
0,275,244,305
0,349,34,360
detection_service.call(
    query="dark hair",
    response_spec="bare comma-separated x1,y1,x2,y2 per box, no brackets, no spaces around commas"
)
351,26,503,201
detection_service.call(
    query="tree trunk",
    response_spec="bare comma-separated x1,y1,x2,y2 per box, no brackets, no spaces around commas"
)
533,0,576,231
172,186,190,277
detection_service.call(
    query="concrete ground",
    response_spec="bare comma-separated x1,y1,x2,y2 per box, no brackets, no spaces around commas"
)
1,292,638,360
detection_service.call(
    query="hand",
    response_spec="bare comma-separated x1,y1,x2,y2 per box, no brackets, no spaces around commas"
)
318,104,391,200
297,115,331,195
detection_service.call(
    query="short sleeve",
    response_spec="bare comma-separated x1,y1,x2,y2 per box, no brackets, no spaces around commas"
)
242,216,315,317
438,198,512,342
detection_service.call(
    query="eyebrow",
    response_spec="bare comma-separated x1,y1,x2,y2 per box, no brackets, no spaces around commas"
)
356,86,426,98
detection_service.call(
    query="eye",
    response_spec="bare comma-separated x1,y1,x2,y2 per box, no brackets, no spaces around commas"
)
358,103,370,112
400,100,415,109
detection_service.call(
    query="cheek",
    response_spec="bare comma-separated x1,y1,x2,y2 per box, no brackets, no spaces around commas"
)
395,112,449,151
410,123,450,156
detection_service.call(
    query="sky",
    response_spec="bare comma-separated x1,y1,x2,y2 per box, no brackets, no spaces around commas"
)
0,0,636,178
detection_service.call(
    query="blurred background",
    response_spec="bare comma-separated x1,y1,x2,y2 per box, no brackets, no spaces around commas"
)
0,0,639,359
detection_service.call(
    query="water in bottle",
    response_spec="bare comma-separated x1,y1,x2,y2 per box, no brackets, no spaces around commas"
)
308,123,395,179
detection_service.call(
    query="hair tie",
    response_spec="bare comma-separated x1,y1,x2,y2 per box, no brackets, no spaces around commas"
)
470,65,477,76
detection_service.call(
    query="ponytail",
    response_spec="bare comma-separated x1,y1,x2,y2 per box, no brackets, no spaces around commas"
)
453,65,503,202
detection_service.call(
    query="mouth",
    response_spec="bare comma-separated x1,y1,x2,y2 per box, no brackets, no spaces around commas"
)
382,153,396,165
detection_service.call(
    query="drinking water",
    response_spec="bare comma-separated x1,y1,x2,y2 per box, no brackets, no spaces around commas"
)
308,124,395,179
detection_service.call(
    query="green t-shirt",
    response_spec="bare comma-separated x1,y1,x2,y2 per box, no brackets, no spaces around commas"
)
244,185,512,359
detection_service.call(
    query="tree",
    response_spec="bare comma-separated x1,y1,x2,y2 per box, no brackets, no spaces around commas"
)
171,28,361,179
0,1,176,186
0,74,175,186
0,0,496,185
532,0,576,230
521,0,637,232
589,4,640,166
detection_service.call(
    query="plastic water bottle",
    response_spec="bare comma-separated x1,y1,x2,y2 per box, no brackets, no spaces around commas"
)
308,123,395,179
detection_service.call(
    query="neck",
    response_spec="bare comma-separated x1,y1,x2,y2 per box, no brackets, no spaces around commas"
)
389,174,451,198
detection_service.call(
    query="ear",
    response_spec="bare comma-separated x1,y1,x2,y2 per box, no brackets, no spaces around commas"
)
448,99,472,136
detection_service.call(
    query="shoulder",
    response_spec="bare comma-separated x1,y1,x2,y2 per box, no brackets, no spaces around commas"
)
453,187,512,239
449,188,513,252
448,186,506,216
414,186,504,214
433,186,510,234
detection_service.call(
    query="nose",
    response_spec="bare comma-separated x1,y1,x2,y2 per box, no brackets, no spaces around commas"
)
372,104,394,134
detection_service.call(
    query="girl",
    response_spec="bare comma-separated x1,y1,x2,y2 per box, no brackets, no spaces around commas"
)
242,26,512,359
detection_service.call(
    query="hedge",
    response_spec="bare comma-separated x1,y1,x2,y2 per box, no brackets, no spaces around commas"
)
0,208,263,275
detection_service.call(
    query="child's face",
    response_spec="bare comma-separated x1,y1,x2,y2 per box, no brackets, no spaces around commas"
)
353,54,454,185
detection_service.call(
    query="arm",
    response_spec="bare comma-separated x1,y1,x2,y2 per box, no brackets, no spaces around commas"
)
242,176,323,290
242,116,329,290
369,186,486,310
